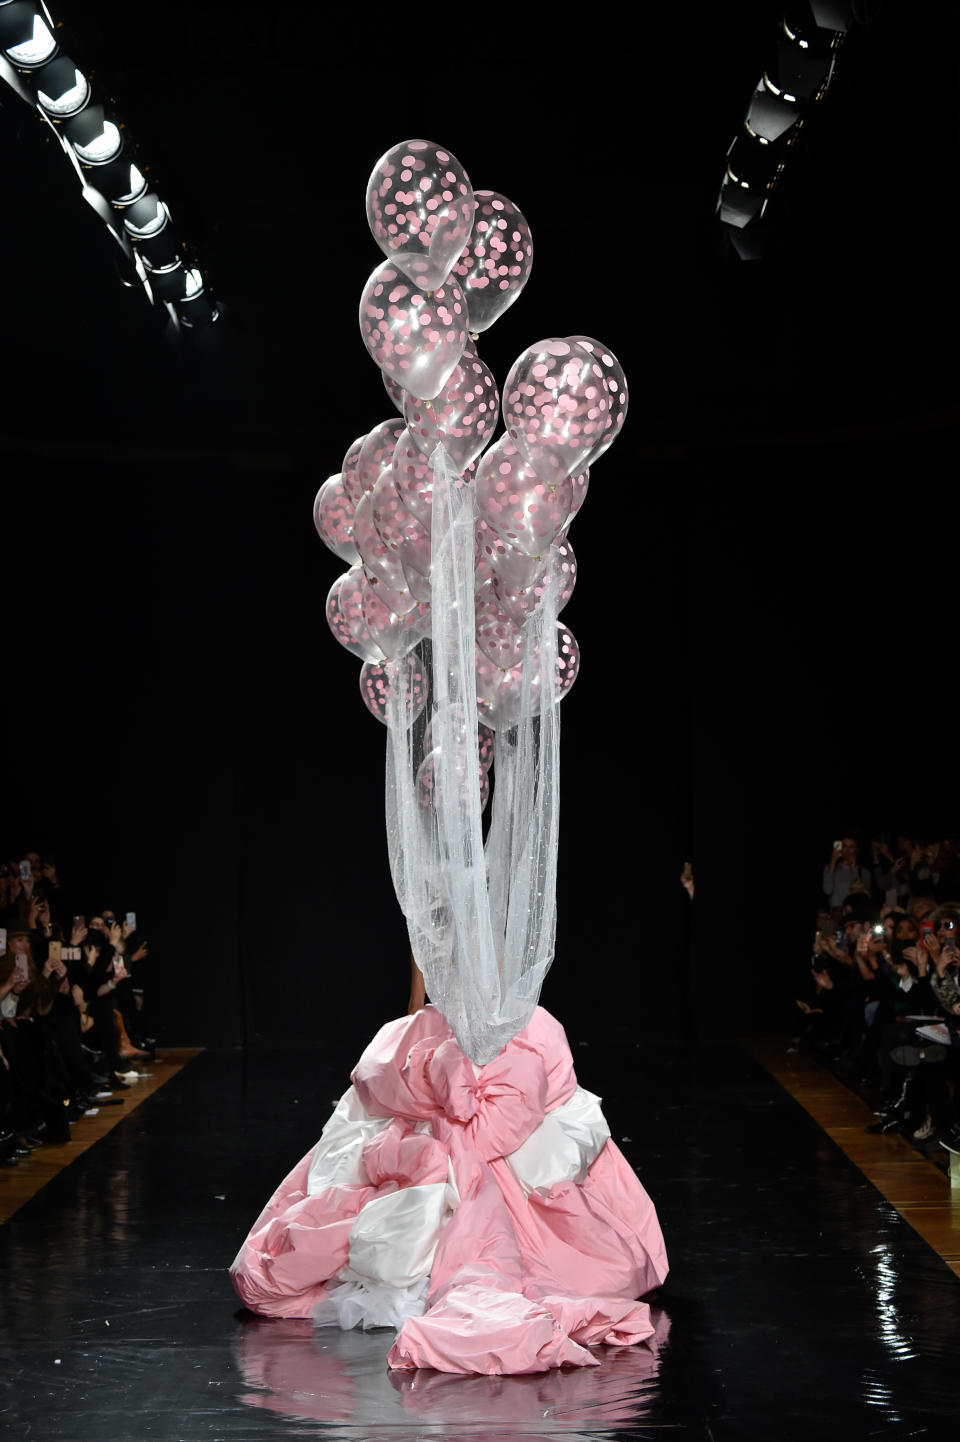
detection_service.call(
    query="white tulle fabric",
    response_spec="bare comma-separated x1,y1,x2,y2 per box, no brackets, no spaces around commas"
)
311,1080,608,1333
385,446,561,1065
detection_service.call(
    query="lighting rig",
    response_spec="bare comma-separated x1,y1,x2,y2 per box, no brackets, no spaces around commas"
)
0,0,217,330
717,1,854,259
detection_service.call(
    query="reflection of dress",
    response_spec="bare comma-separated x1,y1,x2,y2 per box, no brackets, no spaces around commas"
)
230,1005,667,1375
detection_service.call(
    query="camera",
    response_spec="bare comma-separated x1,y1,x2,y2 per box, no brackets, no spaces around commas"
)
872,924,885,937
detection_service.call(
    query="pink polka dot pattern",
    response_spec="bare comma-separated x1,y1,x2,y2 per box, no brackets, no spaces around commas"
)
477,723,495,773
357,418,406,495
565,336,628,465
366,139,475,292
340,435,367,507
503,338,608,487
352,491,414,608
404,353,500,473
326,567,381,664
360,261,469,402
475,579,527,670
474,622,581,731
313,474,360,565
475,434,572,559
566,465,590,524
382,371,407,415
422,706,493,772
371,466,432,576
491,536,577,624
474,517,543,590
393,429,471,529
415,746,490,815
451,190,533,335
359,655,429,727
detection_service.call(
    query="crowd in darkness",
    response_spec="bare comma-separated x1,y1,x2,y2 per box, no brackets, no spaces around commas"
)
797,833,960,1159
0,849,153,1166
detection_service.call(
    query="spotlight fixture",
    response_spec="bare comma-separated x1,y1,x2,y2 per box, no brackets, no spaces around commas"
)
0,1,217,331
0,3,57,69
716,0,853,255
34,55,89,116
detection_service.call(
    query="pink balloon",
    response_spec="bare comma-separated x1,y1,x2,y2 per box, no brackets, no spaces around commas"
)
313,475,359,565
382,371,406,414
359,261,468,402
503,339,607,486
566,465,590,525
361,584,430,660
359,654,429,726
357,418,406,495
451,191,533,334
341,435,366,507
326,568,381,664
416,746,490,815
371,466,430,566
474,518,542,590
474,623,580,731
475,580,527,670
393,429,473,529
366,139,475,291
422,705,493,771
403,353,499,474
402,560,431,603
566,335,628,465
352,492,416,610
492,536,577,623
478,723,495,773
474,435,572,558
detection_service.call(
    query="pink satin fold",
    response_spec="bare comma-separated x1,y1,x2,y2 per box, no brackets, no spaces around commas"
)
230,1006,668,1374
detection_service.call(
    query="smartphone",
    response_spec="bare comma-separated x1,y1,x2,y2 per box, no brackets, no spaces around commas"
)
14,955,29,981
872,924,885,938
833,840,842,852
125,911,137,931
18,859,32,882
0,928,6,955
49,940,63,962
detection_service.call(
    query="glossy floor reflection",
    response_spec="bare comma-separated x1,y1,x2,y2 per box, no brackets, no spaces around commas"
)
2,1037,960,1440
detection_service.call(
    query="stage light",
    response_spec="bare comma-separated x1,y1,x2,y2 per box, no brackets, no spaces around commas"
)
136,225,180,270
0,4,58,69
0,1,216,330
72,121,122,165
122,194,168,238
143,259,187,301
746,75,801,142
717,2,853,257
90,157,148,206
34,55,89,116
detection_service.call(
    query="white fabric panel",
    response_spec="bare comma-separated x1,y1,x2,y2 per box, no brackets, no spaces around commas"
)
505,1086,610,1195
384,446,562,1065
313,1276,430,1332
306,1085,391,1195
346,1178,457,1290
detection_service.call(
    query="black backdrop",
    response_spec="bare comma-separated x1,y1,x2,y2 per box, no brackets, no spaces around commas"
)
2,1,957,1047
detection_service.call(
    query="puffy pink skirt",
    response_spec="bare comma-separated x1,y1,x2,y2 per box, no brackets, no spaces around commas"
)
230,1005,667,1375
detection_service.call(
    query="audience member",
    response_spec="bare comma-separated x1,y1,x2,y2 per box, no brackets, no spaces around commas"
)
0,847,154,1167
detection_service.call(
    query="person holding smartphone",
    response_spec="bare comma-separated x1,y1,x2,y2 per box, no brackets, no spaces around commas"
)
822,836,872,913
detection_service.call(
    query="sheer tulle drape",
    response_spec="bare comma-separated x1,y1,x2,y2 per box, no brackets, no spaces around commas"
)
385,447,560,1065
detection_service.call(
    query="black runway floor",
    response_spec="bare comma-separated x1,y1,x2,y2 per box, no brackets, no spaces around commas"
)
2,1035,960,1441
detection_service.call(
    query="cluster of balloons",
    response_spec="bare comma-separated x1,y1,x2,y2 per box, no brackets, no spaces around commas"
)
313,139,628,807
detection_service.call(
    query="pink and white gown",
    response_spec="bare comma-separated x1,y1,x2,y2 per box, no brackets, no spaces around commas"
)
230,1004,667,1375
